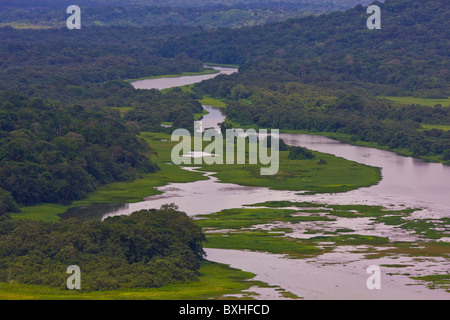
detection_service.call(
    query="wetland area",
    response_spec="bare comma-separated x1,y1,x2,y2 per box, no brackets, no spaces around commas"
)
21,66,450,300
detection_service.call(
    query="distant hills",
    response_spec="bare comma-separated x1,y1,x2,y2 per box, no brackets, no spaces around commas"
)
0,0,376,10
0,1,377,29
157,0,449,97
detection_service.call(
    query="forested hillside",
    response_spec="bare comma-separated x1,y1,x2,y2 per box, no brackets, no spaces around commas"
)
158,0,449,97
0,26,203,100
0,0,376,10
195,79,450,163
0,0,448,214
0,25,209,213
0,205,206,291
0,1,376,29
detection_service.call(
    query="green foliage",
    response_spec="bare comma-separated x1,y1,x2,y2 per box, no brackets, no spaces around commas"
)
0,188,19,216
0,26,204,100
0,205,206,291
287,146,315,160
0,1,375,29
195,79,450,163
0,0,374,10
123,88,203,132
0,27,211,215
161,0,449,97
0,93,157,208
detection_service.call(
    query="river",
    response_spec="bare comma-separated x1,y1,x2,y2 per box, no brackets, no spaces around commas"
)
74,66,450,299
130,65,237,90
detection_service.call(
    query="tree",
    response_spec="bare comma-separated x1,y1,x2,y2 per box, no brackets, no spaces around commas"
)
288,146,315,160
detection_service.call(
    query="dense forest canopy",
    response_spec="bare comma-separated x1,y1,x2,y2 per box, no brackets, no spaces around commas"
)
0,23,210,214
0,0,448,294
0,0,379,29
158,0,449,97
0,93,157,210
0,205,206,291
194,79,450,163
0,0,448,214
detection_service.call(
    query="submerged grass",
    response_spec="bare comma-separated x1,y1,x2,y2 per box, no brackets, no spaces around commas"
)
197,201,450,262
420,124,450,131
13,132,207,222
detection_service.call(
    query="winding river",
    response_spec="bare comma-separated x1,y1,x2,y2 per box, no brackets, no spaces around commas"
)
78,66,450,299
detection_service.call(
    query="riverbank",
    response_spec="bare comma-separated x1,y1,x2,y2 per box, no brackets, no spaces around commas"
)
13,129,382,222
124,68,220,82
223,118,450,166
198,201,450,298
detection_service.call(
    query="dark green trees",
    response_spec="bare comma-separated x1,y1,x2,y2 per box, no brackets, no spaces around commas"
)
0,93,158,208
0,205,206,291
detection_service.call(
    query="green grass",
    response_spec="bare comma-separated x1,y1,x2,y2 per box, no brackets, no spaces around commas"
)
195,201,448,260
199,96,227,108
12,204,71,223
379,96,450,107
197,207,318,257
109,106,134,116
0,22,54,29
194,109,209,120
196,203,420,257
420,124,450,131
247,201,325,208
399,218,450,240
306,234,390,245
14,130,382,222
0,261,264,300
197,207,331,257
